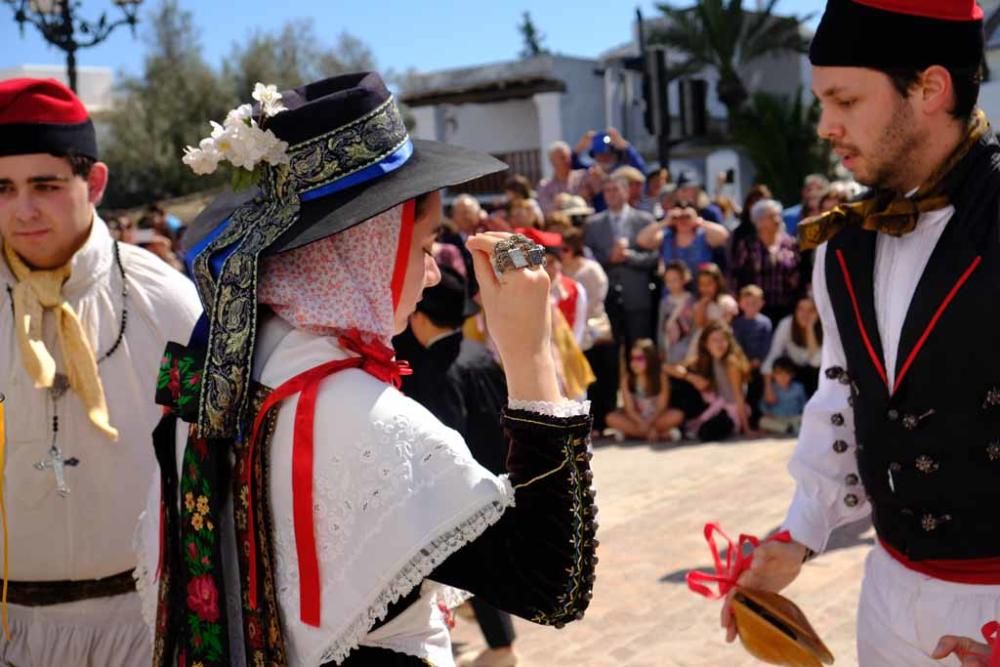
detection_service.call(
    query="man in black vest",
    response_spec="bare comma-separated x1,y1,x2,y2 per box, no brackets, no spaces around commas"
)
720,2,1000,664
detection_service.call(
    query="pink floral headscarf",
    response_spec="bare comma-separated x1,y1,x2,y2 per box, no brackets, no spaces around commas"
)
258,203,412,346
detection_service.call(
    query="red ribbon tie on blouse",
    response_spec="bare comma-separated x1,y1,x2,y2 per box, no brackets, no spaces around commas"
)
245,329,411,627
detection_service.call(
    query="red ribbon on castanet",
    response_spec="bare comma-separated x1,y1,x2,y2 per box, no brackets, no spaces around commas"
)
686,522,792,600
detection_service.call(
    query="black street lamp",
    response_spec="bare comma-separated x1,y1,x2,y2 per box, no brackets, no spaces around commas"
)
4,0,143,93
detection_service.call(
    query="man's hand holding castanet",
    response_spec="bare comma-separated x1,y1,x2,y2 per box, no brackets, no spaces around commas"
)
720,540,809,642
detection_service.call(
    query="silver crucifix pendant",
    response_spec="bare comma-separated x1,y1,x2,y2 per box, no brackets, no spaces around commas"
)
34,445,81,497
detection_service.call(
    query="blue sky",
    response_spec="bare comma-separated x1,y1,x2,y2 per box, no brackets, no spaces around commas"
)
0,0,825,80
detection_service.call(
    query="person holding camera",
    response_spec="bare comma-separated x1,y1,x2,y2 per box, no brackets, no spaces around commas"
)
572,127,648,213
636,200,730,283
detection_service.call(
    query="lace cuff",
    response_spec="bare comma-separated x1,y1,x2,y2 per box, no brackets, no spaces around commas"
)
508,399,591,418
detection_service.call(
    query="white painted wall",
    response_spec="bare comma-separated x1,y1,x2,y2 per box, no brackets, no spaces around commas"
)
533,92,563,178
0,65,113,113
409,106,437,141
705,148,744,204
437,98,540,153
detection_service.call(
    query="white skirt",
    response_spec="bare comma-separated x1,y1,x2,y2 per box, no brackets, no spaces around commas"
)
0,592,150,667
857,543,1000,666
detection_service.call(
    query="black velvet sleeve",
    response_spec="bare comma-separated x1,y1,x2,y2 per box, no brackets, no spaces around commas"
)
429,408,598,628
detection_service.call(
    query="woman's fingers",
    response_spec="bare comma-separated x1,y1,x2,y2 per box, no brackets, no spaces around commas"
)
468,237,501,292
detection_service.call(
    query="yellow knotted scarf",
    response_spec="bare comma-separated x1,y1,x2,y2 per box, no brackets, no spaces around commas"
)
798,110,990,250
3,242,118,440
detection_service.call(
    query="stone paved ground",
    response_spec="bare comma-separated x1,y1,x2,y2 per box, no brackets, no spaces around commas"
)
451,436,875,666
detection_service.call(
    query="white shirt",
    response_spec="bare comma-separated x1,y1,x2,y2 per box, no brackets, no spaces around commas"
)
761,315,823,375
0,218,201,581
782,207,954,552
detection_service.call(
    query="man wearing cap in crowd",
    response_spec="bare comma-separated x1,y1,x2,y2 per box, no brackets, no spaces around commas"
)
718,1,1000,664
572,127,648,213
610,166,647,213
0,78,200,664
674,169,723,224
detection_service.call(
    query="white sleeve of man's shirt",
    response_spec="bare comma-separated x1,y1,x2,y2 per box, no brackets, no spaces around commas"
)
781,243,871,554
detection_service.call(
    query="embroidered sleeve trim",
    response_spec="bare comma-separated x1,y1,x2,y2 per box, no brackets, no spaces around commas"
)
508,399,591,418
523,431,597,628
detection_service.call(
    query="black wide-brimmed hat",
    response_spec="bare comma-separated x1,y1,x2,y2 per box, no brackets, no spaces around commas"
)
187,72,506,256
186,72,507,439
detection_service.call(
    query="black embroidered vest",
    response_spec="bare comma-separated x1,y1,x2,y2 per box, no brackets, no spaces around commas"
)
824,132,1000,561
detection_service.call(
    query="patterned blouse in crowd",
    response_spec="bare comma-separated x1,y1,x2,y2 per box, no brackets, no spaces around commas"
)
731,233,801,315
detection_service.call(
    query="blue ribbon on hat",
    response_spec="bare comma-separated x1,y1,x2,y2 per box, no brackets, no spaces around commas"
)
185,139,414,278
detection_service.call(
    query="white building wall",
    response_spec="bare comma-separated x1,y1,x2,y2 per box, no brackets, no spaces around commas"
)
0,65,113,113
705,148,744,205
436,99,540,153
409,106,437,141
533,92,563,179
552,58,606,154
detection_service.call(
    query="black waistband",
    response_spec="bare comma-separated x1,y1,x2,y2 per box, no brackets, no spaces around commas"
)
6,569,136,607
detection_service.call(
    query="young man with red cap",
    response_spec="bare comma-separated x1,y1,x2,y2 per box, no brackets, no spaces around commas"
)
0,78,200,664
717,2,1000,665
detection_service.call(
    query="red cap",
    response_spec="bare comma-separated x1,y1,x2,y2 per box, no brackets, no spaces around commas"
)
0,78,97,159
854,0,983,22
0,78,89,125
515,227,563,249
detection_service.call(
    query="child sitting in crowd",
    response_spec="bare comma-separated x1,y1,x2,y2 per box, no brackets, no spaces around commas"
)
664,321,751,441
606,339,677,442
692,262,730,328
657,260,696,365
759,356,807,436
732,285,773,430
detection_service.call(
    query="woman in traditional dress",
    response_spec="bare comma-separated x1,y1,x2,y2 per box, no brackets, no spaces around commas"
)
137,73,597,667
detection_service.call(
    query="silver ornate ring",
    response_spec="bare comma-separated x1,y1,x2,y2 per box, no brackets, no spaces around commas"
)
492,234,545,275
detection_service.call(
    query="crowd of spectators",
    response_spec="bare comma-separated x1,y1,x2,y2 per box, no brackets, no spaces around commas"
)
430,127,860,444
111,126,856,446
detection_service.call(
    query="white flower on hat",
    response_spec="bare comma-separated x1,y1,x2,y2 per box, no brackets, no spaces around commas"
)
224,103,254,128
252,83,287,118
183,83,290,187
182,138,223,175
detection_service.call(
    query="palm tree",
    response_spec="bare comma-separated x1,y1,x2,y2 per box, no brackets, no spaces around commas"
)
650,0,810,129
731,90,830,204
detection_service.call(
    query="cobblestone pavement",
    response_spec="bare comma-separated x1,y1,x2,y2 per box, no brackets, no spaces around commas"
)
452,436,875,666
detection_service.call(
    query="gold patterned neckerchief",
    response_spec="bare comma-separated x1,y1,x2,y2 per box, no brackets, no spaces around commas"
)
2,241,118,440
798,110,990,250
